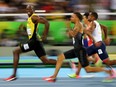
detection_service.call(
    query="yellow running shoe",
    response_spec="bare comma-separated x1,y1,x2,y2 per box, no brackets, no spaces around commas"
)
67,73,80,78
102,78,113,83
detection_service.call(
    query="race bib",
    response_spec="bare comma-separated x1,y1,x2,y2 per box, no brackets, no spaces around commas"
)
72,37,75,44
27,28,31,36
23,44,29,50
98,49,103,54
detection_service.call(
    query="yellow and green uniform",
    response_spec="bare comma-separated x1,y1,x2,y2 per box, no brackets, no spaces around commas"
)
27,13,41,40
20,13,46,57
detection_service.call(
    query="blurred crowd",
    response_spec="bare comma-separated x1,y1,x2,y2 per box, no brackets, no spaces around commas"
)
0,0,116,46
0,0,116,20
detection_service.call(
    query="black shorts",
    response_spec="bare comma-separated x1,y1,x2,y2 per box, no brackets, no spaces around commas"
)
20,39,46,58
64,48,89,67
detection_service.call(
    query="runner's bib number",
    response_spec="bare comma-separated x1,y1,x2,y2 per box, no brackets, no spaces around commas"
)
72,37,75,44
27,28,31,36
98,49,103,54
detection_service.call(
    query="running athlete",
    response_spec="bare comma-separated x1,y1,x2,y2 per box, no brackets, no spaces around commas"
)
4,5,56,81
83,12,100,64
69,12,116,79
86,12,116,67
68,12,109,78
68,12,101,78
43,12,112,82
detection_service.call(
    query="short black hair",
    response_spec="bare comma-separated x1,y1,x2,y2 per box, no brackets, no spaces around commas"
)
26,5,34,10
83,12,89,18
74,12,82,21
90,12,98,19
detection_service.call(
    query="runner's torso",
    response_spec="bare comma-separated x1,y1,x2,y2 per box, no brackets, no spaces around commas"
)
27,14,41,40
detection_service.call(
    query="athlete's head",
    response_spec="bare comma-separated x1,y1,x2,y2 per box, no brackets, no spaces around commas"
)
70,12,82,23
26,5,34,17
83,12,89,24
88,12,98,21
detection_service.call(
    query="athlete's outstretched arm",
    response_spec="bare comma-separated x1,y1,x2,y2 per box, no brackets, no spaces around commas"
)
100,24,110,45
100,24,108,39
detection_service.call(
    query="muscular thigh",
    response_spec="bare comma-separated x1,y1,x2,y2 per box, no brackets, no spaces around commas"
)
96,42,109,61
64,49,77,59
34,40,46,58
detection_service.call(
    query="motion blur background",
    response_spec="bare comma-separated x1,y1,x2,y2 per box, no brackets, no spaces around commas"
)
0,0,116,56
0,0,116,80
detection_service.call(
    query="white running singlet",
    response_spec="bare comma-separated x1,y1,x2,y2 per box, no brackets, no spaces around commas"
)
92,21,102,42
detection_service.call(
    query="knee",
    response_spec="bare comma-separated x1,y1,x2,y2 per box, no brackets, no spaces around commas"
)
85,66,92,73
42,60,49,64
13,48,21,55
86,69,92,73
103,59,110,65
58,54,64,58
85,68,90,73
58,54,65,60
13,49,17,54
40,56,49,64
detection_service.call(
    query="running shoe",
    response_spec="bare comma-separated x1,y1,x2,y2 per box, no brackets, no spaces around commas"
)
102,79,113,83
102,75,114,83
111,69,116,78
4,75,17,81
67,73,80,79
43,76,56,82
102,69,116,82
